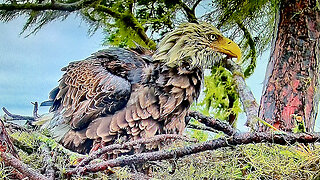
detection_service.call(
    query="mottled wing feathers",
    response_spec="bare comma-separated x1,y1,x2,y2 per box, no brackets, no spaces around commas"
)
55,60,131,130
42,47,203,155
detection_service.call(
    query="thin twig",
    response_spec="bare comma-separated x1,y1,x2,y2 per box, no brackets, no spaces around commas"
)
187,123,219,133
188,111,238,136
31,102,40,119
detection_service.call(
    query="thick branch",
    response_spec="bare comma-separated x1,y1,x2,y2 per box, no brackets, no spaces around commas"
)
67,132,320,176
77,134,196,167
191,0,202,11
188,111,238,136
223,59,259,131
0,120,19,158
0,152,49,180
31,102,40,119
2,107,34,121
175,0,198,23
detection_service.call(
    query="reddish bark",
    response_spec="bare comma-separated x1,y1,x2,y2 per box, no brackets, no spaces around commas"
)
0,120,19,158
259,0,320,132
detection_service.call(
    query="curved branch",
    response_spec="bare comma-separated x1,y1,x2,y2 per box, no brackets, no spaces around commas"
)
77,134,196,167
191,0,202,11
2,107,34,121
67,132,320,176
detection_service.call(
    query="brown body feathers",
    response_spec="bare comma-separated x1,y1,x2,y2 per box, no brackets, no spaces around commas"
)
41,22,241,155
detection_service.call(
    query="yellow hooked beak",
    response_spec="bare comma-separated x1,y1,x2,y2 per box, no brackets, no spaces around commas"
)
210,36,242,63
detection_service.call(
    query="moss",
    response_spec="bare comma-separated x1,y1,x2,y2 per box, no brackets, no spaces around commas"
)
0,161,14,180
147,143,320,179
4,125,320,179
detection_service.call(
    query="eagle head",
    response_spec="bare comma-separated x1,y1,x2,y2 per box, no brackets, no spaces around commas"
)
153,22,241,68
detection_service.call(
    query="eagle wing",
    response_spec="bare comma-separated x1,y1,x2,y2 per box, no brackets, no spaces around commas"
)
54,59,131,130
42,49,150,153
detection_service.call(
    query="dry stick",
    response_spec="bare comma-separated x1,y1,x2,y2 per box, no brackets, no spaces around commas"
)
223,59,260,131
31,102,40,119
67,132,320,176
4,121,31,133
77,134,196,167
0,152,48,180
2,107,35,121
188,111,238,136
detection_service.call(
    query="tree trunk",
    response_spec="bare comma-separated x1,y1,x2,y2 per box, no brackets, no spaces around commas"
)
258,0,320,132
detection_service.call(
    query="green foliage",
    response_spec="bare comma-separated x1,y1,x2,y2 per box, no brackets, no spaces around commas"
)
104,17,148,48
135,0,177,39
10,131,39,151
198,66,242,125
187,119,209,142
102,0,179,48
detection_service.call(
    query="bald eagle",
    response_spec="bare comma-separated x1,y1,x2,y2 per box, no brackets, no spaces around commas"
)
38,22,241,155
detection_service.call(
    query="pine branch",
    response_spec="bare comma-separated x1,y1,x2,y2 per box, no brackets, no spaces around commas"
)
66,132,320,176
0,1,90,12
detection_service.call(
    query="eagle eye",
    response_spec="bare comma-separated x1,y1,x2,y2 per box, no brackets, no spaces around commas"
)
209,34,218,41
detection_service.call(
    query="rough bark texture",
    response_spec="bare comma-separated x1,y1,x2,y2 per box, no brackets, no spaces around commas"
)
223,59,259,131
67,132,320,176
259,0,320,132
